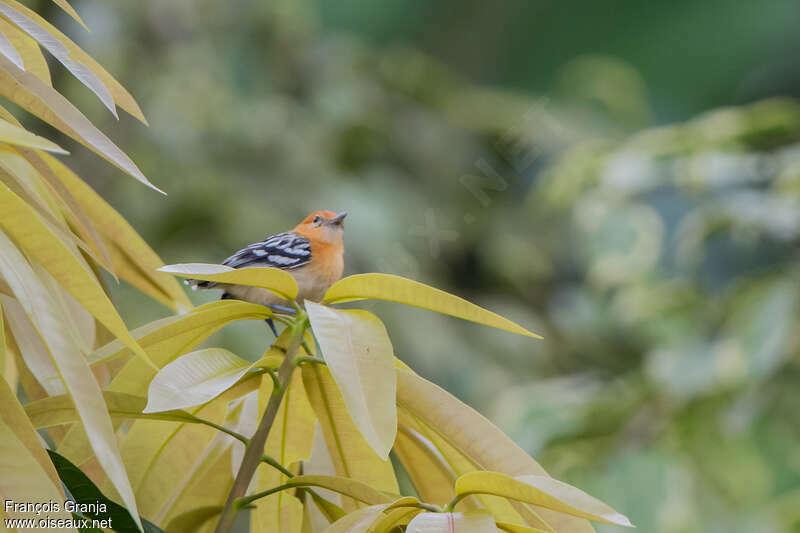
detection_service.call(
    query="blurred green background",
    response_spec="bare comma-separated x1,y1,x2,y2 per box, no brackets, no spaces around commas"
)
26,0,800,531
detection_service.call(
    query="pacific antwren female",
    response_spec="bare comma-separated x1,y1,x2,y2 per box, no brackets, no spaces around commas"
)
187,210,346,333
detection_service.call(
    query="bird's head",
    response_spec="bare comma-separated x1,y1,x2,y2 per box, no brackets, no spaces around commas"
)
294,210,347,245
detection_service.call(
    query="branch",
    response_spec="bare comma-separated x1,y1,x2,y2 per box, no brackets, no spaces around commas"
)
213,312,308,533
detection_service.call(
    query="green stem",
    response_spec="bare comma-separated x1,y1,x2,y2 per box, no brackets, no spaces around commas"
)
190,415,294,478
260,455,293,479
443,493,469,513
293,356,326,367
213,312,308,533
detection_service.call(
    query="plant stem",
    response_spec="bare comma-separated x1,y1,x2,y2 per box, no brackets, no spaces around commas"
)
213,312,308,533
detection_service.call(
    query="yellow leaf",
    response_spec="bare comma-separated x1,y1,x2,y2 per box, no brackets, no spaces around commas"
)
0,118,65,152
0,295,63,395
0,377,63,489
0,27,23,68
254,361,317,533
0,17,50,85
48,0,89,31
0,183,156,368
406,511,500,533
284,475,397,505
455,472,632,527
365,505,421,533
0,0,115,114
324,273,541,338
397,368,595,533
393,422,456,507
160,262,299,301
0,418,78,531
323,505,390,533
496,523,548,533
0,55,159,191
165,506,224,533
306,302,397,459
144,348,254,413
0,232,143,530
302,364,399,511
39,152,190,310
0,0,145,122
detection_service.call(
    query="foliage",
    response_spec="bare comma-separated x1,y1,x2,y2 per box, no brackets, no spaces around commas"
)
0,4,633,533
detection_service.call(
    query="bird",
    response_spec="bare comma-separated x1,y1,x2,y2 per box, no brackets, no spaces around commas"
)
186,210,346,335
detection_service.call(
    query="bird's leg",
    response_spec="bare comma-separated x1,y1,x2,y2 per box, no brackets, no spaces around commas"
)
264,318,279,337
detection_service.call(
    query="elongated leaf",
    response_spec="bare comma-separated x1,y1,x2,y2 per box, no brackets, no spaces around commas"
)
24,389,260,429
0,118,66,152
324,505,390,533
280,475,393,506
456,473,632,527
92,300,269,367
0,29,23,68
165,506,223,533
0,245,143,529
159,263,298,300
49,0,88,30
144,348,254,413
324,273,541,338
47,450,165,533
0,183,156,368
496,523,548,533
0,1,116,115
0,0,145,122
0,54,159,191
365,505,421,533
0,420,76,531
397,367,595,533
0,376,63,488
0,17,50,84
306,302,396,459
0,295,64,395
254,356,317,533
39,152,190,310
393,424,456,506
406,511,500,533
302,364,399,511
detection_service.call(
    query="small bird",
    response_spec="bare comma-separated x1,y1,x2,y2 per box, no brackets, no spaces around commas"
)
187,210,346,334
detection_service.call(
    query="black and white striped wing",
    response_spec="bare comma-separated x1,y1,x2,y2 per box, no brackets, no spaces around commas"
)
222,232,311,271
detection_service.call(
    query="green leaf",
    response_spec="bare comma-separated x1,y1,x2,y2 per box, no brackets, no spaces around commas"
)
0,184,157,369
405,511,500,532
306,302,397,460
47,449,166,533
159,262,299,300
455,472,632,527
144,348,254,413
324,273,541,338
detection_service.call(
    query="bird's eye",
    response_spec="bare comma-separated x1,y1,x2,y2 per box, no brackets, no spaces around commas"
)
313,215,321,224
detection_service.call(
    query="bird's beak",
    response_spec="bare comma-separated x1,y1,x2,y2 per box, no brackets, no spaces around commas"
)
328,211,347,226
